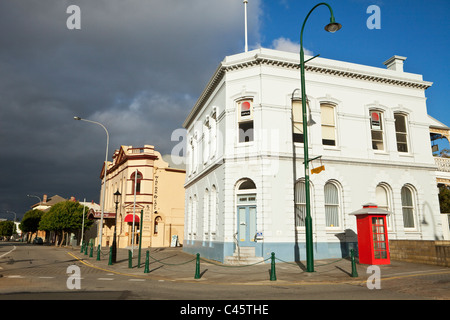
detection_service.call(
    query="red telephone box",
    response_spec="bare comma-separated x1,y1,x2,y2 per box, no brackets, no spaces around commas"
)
350,203,390,265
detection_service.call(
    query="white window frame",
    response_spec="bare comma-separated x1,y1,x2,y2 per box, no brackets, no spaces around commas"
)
320,103,337,147
324,181,342,230
294,179,312,229
394,112,409,153
292,98,304,144
210,108,217,160
203,118,210,165
203,189,209,242
187,197,193,239
376,183,394,231
237,99,254,144
210,185,217,235
370,110,385,151
192,195,198,236
401,185,417,230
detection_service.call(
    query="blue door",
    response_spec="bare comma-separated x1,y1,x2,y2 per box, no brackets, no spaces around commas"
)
237,205,257,247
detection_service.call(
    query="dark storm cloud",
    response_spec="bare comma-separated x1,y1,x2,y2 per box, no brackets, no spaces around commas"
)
0,0,261,218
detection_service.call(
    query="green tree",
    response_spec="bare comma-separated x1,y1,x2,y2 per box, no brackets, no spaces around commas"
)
439,185,450,213
19,209,43,243
0,221,16,239
39,200,92,246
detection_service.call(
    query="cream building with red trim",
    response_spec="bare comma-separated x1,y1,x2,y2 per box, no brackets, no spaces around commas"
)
97,145,185,248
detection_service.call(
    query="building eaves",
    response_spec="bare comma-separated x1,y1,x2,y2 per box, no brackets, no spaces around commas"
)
183,48,433,129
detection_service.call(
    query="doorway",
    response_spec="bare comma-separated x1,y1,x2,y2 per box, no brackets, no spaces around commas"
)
237,204,257,246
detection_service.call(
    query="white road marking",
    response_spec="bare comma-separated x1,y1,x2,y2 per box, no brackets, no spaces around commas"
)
0,246,16,258
97,278,114,281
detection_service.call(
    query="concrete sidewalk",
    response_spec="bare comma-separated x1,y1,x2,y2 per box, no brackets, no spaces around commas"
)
68,246,450,286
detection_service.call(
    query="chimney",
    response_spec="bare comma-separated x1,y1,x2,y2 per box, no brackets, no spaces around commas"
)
383,55,407,72
43,194,47,203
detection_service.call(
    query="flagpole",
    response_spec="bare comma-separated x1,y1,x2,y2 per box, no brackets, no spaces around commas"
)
244,0,248,52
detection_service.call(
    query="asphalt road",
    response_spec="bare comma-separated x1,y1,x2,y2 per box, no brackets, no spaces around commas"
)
1,242,449,307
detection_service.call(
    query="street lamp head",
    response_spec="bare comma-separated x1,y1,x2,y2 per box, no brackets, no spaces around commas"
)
114,189,121,205
325,17,342,33
74,116,81,120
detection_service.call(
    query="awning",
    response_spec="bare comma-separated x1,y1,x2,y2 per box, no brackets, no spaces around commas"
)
124,214,140,223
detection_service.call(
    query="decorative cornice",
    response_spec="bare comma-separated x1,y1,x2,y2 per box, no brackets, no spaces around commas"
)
226,55,432,90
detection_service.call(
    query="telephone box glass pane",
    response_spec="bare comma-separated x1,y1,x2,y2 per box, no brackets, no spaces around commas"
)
372,216,387,260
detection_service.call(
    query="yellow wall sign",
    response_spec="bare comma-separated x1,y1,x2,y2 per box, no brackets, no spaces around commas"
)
311,165,325,174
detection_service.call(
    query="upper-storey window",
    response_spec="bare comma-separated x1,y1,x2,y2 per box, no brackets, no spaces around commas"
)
209,108,217,159
292,98,304,143
370,110,384,151
321,103,336,146
238,99,254,143
394,113,409,153
203,118,210,164
130,171,143,194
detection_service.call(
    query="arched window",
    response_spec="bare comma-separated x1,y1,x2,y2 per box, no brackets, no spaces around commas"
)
210,185,217,234
193,195,198,235
236,178,257,204
187,197,193,238
130,171,143,194
401,185,416,229
376,183,393,229
203,189,209,240
154,216,162,234
324,182,340,228
238,179,256,190
294,180,306,227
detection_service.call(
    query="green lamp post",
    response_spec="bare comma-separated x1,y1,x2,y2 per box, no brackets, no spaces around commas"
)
299,2,342,273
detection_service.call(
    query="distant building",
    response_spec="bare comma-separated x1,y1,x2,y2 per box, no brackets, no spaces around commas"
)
183,48,450,263
30,194,67,211
97,145,185,249
29,194,96,244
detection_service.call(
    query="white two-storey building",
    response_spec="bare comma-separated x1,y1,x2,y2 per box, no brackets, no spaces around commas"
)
182,48,448,263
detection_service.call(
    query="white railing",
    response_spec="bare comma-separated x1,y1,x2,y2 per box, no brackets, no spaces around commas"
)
435,157,450,172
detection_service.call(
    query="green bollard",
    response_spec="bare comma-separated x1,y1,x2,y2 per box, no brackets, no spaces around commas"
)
144,251,150,273
351,249,358,278
84,242,88,255
194,253,201,279
80,241,84,253
270,252,277,281
89,243,93,257
108,246,113,265
96,245,101,261
128,250,132,268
